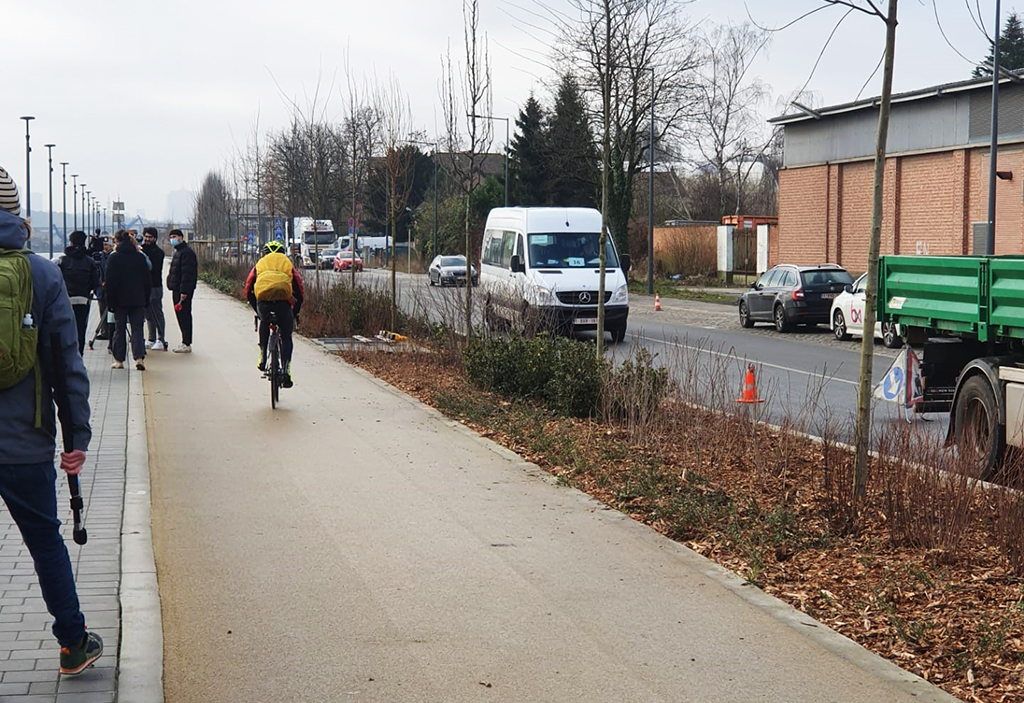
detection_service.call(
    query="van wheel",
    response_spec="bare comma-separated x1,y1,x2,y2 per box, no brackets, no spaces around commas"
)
954,375,1003,480
611,324,627,344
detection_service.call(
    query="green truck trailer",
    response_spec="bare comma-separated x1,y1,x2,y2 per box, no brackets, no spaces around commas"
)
879,254,1024,475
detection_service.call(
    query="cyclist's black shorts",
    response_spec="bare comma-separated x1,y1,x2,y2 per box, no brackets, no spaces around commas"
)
257,300,294,333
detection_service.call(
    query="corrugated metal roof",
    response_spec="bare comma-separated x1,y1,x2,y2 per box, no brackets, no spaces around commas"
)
769,70,1024,125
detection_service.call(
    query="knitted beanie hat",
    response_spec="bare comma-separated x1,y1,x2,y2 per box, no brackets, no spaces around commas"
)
0,166,20,216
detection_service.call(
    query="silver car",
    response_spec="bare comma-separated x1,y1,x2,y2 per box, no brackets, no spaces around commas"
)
428,255,478,286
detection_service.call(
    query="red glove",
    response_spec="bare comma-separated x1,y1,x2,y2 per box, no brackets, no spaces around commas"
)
60,450,86,475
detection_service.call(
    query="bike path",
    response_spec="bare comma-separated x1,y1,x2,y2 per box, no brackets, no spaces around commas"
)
144,283,957,702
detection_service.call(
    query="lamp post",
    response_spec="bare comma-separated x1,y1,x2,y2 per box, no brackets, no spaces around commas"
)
44,144,55,258
85,191,91,234
20,116,34,222
468,114,509,207
60,162,68,248
71,175,79,231
81,186,87,236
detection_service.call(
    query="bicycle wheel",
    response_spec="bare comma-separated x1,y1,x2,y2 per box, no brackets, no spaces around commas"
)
270,330,280,408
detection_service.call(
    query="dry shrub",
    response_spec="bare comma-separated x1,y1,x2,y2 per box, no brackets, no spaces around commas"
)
875,425,979,563
602,345,672,442
657,229,716,279
991,458,1024,577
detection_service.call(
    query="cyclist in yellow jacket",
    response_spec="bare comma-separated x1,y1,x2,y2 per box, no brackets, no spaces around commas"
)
244,241,304,387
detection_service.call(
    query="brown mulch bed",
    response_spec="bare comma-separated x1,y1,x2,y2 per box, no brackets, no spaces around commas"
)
344,349,1024,703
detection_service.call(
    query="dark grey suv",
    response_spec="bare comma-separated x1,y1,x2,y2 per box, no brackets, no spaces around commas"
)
738,264,853,332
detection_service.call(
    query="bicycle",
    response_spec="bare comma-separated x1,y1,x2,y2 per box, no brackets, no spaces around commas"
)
256,311,284,408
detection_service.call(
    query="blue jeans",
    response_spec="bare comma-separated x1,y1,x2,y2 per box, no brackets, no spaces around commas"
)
0,461,85,647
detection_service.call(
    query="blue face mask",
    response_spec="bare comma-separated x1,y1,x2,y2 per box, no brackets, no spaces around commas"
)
170,238,181,247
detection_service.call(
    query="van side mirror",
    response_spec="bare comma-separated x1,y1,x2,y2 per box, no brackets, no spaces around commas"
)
510,254,525,273
844,284,853,294
620,254,631,273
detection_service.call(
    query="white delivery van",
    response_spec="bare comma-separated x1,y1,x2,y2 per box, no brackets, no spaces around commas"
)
480,207,631,341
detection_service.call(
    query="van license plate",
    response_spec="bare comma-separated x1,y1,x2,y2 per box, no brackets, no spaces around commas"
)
575,317,598,325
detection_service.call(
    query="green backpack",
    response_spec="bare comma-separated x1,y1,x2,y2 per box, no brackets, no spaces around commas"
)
0,248,41,425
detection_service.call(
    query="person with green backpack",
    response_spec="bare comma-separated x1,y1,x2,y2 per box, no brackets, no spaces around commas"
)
0,166,102,675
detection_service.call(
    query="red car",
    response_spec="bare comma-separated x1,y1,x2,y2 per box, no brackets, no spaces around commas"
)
333,251,363,272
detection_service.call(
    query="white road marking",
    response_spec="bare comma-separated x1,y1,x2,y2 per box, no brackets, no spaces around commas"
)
626,333,860,387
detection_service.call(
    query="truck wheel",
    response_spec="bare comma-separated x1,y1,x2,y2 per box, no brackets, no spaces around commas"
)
773,304,791,333
954,375,1004,480
833,310,850,341
881,322,903,349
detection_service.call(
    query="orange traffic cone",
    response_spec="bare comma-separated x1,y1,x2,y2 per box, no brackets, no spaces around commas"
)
654,293,662,311
736,364,765,404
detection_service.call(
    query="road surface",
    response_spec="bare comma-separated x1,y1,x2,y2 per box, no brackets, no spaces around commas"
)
321,267,947,446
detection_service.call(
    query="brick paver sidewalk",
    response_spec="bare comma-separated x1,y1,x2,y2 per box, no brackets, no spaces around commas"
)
0,343,129,702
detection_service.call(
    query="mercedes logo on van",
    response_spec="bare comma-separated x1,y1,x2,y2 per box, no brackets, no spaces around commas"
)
579,292,592,304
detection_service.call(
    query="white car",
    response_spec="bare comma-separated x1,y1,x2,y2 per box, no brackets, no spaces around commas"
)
829,273,902,348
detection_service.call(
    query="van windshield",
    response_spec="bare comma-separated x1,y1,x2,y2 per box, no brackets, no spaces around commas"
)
527,233,619,269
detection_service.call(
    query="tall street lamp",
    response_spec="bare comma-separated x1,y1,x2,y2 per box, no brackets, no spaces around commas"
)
44,144,55,257
60,162,69,247
20,116,34,223
71,175,79,231
80,185,87,236
468,113,509,207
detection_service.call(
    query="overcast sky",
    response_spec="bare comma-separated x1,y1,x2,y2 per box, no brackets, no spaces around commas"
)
2,0,1005,225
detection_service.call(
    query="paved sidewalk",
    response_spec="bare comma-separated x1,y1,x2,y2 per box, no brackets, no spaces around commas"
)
0,341,128,701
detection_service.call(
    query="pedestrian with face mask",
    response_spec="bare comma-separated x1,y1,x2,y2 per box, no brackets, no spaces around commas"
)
166,229,197,353
58,231,100,354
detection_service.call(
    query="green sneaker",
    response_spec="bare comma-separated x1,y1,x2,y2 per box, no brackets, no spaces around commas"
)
60,631,103,676
282,362,294,388
257,346,266,373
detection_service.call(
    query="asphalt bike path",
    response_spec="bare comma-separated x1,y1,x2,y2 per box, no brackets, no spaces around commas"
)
142,283,954,702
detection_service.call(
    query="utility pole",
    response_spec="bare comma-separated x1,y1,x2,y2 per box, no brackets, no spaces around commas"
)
988,0,1002,255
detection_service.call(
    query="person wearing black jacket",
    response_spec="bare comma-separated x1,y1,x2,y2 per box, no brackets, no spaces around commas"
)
141,227,166,351
103,230,151,370
59,231,101,354
89,237,113,347
166,228,197,353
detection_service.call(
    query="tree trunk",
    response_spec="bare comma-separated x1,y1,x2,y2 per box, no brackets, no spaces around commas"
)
390,179,397,332
853,0,899,502
597,0,612,357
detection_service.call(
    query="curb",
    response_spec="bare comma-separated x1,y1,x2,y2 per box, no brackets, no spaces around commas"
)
311,339,962,703
116,370,164,702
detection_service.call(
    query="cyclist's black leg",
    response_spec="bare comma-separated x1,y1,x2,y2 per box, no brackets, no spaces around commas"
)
276,303,295,367
256,302,271,353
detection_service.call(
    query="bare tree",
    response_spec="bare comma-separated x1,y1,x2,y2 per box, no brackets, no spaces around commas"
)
690,23,772,217
552,0,701,258
377,74,417,331
441,0,492,338
193,171,231,242
342,65,382,288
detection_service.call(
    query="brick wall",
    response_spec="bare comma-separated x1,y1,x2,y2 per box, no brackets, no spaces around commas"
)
778,166,827,264
779,145,1024,268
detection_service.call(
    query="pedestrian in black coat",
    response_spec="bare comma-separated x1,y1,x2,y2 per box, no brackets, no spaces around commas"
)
103,230,151,369
58,230,100,354
166,229,198,352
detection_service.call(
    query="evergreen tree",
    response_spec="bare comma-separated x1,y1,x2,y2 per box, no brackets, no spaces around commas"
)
974,12,1024,77
510,96,548,206
546,74,599,209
